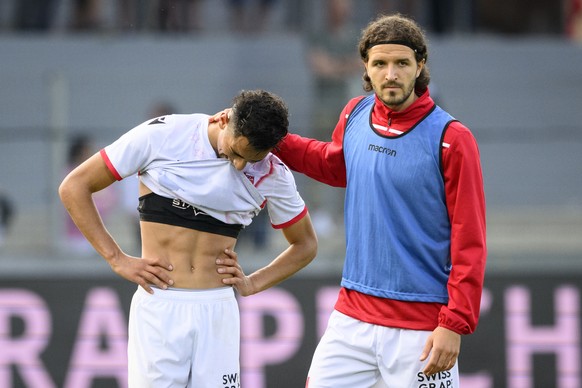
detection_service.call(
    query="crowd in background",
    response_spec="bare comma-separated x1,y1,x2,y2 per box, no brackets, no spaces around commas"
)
1,0,281,34
0,0,577,38
0,0,580,253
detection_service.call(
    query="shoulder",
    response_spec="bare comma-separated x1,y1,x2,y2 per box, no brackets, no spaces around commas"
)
442,119,481,158
134,113,209,140
444,119,476,143
340,95,369,125
243,154,298,195
145,113,208,130
253,153,294,181
343,95,368,114
252,154,306,226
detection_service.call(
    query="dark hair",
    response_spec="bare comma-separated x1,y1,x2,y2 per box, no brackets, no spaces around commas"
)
358,14,430,94
230,89,289,152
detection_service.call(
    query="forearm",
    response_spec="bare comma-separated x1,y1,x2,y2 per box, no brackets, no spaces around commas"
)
440,203,486,334
59,181,122,262
439,125,487,334
59,154,124,263
248,241,317,294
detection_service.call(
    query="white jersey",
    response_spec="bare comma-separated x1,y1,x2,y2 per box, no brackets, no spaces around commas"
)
101,113,307,227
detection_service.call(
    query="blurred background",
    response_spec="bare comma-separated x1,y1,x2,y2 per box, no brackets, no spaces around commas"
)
0,0,581,387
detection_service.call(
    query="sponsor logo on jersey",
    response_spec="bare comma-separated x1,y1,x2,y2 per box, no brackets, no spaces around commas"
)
148,116,167,125
368,143,397,157
171,198,207,216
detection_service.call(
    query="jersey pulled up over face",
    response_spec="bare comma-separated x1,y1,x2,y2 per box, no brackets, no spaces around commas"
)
100,113,307,228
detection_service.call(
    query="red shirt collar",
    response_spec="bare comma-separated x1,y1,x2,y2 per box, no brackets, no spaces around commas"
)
371,88,435,131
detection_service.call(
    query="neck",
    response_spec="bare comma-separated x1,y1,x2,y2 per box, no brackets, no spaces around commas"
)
207,121,220,155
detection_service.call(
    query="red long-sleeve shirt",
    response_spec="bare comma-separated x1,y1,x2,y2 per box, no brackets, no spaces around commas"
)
275,89,487,334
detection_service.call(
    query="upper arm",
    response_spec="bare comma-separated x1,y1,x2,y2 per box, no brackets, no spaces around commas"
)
60,152,117,197
280,212,317,250
101,116,172,179
274,97,365,187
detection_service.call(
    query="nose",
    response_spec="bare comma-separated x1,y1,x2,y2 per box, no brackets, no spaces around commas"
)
385,64,397,80
232,158,247,171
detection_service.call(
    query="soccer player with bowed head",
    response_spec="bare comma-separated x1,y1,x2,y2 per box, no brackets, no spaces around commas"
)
59,89,318,387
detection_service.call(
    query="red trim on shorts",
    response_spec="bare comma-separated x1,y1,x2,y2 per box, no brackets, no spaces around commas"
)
99,149,123,181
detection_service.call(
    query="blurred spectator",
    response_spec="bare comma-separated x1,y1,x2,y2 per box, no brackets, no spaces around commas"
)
117,0,141,31
374,0,421,19
477,0,563,34
304,0,361,237
0,192,15,248
308,0,361,141
63,134,117,254
156,0,204,32
228,0,277,33
12,0,59,31
426,0,456,34
70,0,104,31
567,0,582,42
148,100,176,118
374,0,459,35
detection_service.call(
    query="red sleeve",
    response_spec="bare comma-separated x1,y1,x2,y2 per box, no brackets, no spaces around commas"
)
274,97,365,188
438,122,487,334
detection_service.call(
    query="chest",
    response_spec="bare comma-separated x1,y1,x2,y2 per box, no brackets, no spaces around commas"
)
343,112,443,188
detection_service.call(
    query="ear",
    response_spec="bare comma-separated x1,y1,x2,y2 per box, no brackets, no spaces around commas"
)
217,110,230,129
416,59,425,78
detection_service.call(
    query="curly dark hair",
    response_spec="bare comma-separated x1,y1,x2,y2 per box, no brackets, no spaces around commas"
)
358,14,430,94
230,89,289,152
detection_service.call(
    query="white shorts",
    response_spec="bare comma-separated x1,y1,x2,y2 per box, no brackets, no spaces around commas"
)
306,310,459,388
128,286,240,388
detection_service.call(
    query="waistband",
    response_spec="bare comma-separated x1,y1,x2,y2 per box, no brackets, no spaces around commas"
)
136,285,235,302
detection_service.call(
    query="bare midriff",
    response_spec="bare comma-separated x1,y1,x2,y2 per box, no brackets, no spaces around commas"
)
139,183,237,289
